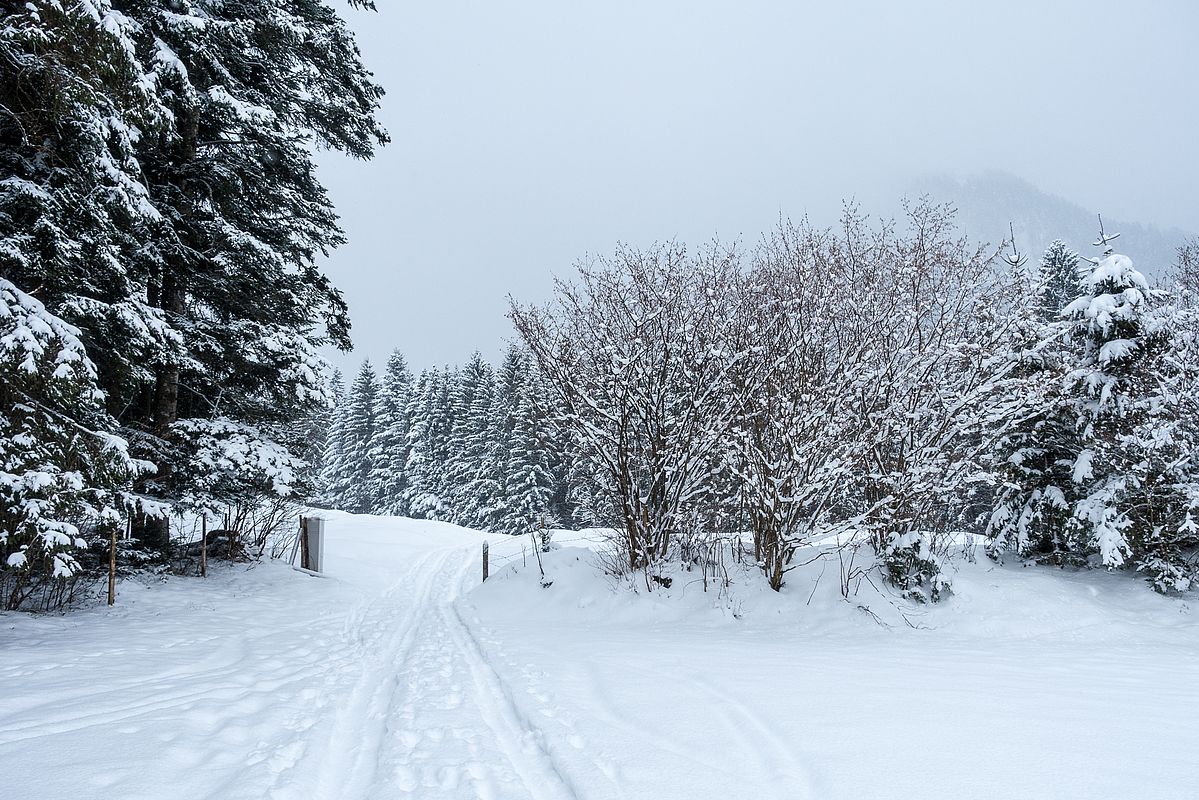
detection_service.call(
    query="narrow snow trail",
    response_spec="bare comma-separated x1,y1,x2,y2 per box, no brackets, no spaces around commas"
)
346,552,576,800
0,515,582,800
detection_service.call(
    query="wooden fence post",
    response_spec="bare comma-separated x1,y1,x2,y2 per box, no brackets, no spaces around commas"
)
299,517,311,571
200,514,208,577
482,541,489,583
107,523,117,606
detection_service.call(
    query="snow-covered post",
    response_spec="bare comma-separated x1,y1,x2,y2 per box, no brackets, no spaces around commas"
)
482,541,490,582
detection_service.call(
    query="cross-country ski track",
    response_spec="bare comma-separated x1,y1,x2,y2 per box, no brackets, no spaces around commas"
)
2,512,1198,800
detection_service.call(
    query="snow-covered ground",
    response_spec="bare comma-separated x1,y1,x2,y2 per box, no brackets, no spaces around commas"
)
2,514,1196,799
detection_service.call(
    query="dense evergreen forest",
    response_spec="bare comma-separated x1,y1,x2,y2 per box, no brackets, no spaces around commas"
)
315,347,579,538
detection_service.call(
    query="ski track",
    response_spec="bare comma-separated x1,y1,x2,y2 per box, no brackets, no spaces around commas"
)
441,602,578,800
687,675,819,800
0,539,587,800
299,548,451,800
464,631,628,799
277,543,578,800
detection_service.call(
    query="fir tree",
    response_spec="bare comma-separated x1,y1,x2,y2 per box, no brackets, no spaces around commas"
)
988,241,1085,562
497,377,557,539
1062,236,1171,570
2,0,387,557
1036,240,1084,321
0,0,183,429
114,0,385,543
315,369,348,507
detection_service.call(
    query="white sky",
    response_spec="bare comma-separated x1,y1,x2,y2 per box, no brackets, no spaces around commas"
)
318,0,1199,373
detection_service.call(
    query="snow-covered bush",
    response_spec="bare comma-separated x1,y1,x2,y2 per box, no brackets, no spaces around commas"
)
508,204,1016,599
0,279,148,609
511,242,747,580
875,531,951,603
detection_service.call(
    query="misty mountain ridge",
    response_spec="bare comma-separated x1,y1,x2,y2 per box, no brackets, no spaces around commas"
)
903,171,1192,279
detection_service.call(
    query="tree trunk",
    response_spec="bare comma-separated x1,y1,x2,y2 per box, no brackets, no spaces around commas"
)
152,277,185,436
131,511,172,558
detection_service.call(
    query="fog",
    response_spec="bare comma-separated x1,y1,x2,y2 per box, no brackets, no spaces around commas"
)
318,0,1198,373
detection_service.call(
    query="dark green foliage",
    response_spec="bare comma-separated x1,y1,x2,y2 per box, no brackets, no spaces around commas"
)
0,0,385,580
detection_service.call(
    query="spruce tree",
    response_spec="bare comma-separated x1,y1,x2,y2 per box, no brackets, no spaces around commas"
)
0,279,150,609
315,370,348,507
0,0,183,427
498,385,555,539
334,361,380,514
491,349,557,537
369,351,414,516
1036,240,1083,320
2,0,387,556
445,353,497,528
1061,234,1180,574
988,241,1085,562
112,0,385,543
404,368,448,520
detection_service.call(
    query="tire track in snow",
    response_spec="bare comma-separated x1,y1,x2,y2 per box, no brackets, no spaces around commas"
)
440,548,580,800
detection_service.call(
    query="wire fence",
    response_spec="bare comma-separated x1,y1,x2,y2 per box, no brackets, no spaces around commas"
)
483,533,613,567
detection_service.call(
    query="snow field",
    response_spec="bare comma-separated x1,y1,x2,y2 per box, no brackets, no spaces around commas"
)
466,536,1199,800
1,513,1196,800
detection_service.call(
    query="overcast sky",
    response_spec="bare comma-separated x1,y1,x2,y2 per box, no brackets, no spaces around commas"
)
317,0,1198,374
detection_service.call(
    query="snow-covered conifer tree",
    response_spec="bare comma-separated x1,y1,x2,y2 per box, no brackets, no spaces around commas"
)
113,0,383,546
330,361,380,514
444,353,497,527
1058,225,1199,588
317,372,349,508
987,241,1085,562
487,348,559,537
1036,240,1084,320
496,375,557,539
369,351,414,515
0,279,150,609
404,369,448,520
